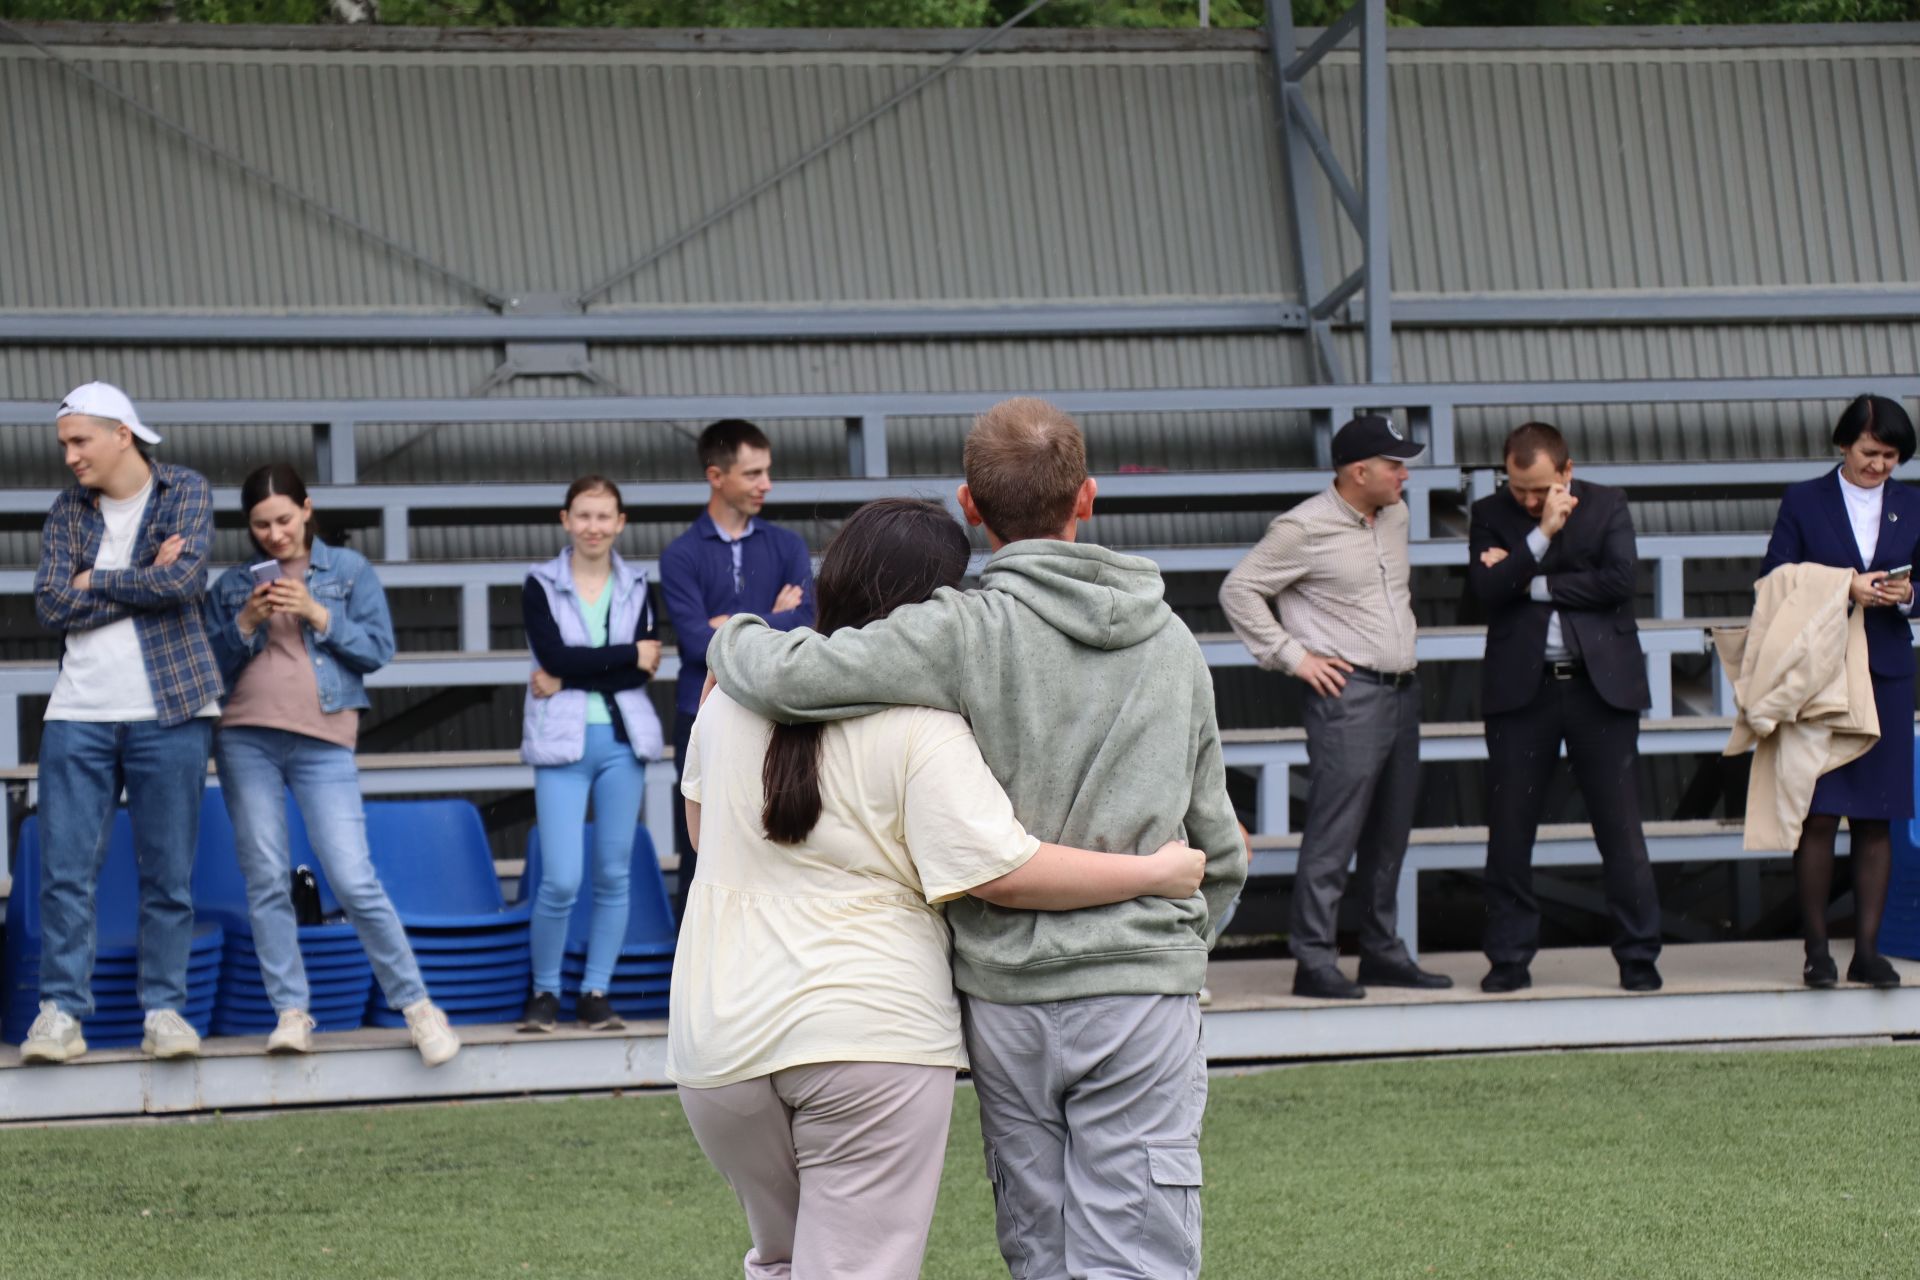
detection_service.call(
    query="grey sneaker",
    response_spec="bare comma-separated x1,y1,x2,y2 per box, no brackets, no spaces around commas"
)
141,1009,202,1060
403,999,460,1067
267,1009,316,1054
21,1000,87,1065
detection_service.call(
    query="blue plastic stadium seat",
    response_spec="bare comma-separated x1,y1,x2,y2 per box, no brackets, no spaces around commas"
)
522,823,676,957
364,799,531,930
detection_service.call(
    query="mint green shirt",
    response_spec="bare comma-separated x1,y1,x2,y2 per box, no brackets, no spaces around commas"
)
574,585,614,725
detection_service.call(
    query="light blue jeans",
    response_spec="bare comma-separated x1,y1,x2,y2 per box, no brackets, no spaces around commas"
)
213,727,428,1012
532,723,643,995
37,718,212,1018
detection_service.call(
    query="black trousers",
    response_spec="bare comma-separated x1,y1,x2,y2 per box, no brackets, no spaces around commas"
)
671,711,697,928
1483,669,1663,968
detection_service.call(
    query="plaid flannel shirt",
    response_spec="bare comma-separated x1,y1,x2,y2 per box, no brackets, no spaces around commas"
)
34,461,223,726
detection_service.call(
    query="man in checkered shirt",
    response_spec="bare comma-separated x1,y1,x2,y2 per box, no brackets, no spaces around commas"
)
22,382,224,1065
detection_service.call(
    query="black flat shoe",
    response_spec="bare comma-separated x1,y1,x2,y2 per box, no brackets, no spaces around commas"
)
1358,957,1454,989
1803,950,1839,989
1847,953,1902,989
1480,963,1531,994
1292,965,1366,1001
1620,961,1663,993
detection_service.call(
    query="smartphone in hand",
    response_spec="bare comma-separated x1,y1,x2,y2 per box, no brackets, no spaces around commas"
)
249,559,284,589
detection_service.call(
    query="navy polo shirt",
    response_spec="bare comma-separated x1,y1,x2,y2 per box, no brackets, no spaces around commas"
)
659,511,815,718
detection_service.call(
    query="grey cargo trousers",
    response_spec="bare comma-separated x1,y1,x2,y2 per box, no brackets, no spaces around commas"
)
963,992,1207,1280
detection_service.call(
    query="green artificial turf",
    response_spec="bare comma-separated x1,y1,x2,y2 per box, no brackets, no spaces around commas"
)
0,1046,1915,1278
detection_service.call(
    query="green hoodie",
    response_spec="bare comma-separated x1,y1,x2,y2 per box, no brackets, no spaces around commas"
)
707,539,1246,1004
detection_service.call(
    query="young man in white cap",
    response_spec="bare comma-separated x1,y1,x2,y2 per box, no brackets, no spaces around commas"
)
22,382,223,1064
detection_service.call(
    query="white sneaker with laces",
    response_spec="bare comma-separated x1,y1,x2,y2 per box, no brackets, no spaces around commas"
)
21,1000,87,1064
403,999,460,1067
141,1009,202,1060
267,1009,316,1055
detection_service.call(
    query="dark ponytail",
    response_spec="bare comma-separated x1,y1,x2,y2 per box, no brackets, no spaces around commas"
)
239,463,315,556
760,499,971,844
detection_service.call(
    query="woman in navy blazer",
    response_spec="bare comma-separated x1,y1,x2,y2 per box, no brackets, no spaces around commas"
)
1761,394,1920,990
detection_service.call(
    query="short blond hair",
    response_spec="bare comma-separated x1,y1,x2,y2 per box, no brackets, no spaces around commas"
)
963,398,1088,543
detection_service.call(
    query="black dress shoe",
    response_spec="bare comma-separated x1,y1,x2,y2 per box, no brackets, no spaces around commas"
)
1620,961,1663,993
1358,956,1454,989
1292,965,1366,1000
1803,949,1839,989
1480,963,1531,994
1847,952,1902,989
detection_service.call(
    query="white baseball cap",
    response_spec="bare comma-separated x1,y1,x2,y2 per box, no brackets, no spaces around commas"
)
58,381,161,444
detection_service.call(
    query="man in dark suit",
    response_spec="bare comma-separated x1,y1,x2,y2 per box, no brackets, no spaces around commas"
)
1467,422,1664,994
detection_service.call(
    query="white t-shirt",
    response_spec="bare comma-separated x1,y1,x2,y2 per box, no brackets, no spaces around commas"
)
667,691,1041,1089
45,480,160,722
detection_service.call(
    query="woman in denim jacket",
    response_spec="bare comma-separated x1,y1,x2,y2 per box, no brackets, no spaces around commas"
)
518,475,665,1034
205,464,459,1067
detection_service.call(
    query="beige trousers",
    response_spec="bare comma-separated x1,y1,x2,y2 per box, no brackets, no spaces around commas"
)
679,1061,957,1280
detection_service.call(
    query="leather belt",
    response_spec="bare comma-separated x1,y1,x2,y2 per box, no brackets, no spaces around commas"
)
1347,666,1417,689
1548,660,1586,681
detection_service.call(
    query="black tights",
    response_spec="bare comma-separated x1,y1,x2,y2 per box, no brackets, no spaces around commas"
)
1794,815,1892,958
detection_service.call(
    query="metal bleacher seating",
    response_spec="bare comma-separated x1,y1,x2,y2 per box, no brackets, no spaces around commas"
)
5,379,1920,939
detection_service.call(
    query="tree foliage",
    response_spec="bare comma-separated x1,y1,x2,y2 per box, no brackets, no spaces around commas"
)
5,0,1915,28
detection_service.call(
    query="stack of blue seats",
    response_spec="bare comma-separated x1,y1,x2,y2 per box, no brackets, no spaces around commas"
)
3,812,222,1049
191,789,375,1036
522,825,677,1024
363,799,531,1027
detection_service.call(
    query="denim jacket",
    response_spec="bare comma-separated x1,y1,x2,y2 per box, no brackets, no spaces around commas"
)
204,538,394,714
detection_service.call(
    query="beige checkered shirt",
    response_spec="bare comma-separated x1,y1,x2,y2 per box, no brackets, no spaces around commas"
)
1219,486,1418,676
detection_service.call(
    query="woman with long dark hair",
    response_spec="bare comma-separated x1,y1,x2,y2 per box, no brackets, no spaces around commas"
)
518,475,665,1033
669,499,1204,1280
205,464,460,1065
1761,394,1920,989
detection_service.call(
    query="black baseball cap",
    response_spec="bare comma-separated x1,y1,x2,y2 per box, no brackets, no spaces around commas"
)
1331,413,1424,467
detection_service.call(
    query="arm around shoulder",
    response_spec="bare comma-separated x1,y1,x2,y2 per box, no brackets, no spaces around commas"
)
709,593,969,723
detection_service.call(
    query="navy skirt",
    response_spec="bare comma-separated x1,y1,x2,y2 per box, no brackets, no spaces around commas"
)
1808,673,1917,821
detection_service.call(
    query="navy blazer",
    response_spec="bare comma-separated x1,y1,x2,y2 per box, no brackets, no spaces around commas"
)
1761,468,1920,681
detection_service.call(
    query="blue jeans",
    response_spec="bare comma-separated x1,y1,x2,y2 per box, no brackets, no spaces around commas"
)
213,727,428,1012
38,717,213,1018
532,723,643,994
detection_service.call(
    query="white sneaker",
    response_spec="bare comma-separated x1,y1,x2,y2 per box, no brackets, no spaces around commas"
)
266,1009,316,1055
403,999,460,1068
1198,985,1214,1008
141,1009,202,1060
20,1000,87,1064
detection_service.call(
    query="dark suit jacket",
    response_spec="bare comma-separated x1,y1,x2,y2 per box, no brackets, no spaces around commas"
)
1468,478,1650,717
1762,468,1920,681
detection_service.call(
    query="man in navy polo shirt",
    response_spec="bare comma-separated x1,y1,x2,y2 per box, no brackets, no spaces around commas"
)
660,419,814,920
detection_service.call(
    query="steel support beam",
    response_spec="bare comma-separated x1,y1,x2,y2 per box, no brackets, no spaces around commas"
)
1268,4,1344,386
1359,0,1392,384
1268,0,1391,384
0,302,1309,345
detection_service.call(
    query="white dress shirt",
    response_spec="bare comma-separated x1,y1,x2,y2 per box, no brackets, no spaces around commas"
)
1525,526,1573,661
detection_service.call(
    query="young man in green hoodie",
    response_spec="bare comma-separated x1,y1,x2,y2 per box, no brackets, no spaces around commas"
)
707,397,1245,1279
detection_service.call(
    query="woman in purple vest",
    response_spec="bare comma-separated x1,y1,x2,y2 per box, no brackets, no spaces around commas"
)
520,476,666,1032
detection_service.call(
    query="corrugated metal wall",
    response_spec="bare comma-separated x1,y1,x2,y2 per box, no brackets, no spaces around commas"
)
4,26,1914,838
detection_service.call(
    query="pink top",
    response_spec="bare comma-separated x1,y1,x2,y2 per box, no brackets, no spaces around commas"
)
220,557,360,750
